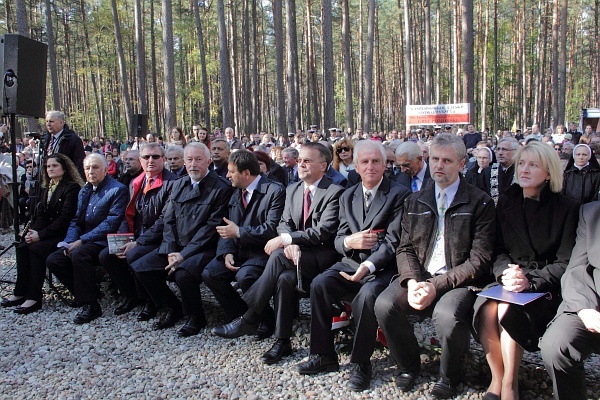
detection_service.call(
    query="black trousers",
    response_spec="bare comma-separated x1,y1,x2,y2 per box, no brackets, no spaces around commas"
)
46,243,106,304
540,313,600,400
241,246,339,339
374,280,476,385
309,265,393,363
14,246,47,302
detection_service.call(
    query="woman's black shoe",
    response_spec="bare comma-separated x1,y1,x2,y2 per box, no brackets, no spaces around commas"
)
14,301,42,315
1,297,25,308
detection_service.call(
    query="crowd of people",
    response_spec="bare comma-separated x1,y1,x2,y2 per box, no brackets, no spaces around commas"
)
1,112,600,399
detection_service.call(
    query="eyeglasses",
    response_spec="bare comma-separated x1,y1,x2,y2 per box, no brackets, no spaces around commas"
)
554,147,562,151
141,154,162,160
336,147,351,154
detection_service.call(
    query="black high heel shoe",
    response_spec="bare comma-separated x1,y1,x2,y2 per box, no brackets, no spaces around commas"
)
14,302,42,315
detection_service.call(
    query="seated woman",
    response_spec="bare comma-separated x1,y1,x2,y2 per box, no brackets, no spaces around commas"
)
1,153,83,314
473,141,580,400
465,147,493,195
167,126,187,147
540,201,600,400
332,139,355,179
562,143,600,204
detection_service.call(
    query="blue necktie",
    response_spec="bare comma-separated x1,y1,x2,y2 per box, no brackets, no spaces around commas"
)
411,176,418,192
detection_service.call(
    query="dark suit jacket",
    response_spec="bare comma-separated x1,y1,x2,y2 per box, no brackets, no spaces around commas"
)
278,176,344,249
558,201,600,314
334,177,410,274
268,163,285,184
326,165,348,187
228,138,243,150
493,184,580,293
282,165,299,187
44,125,86,178
159,171,234,259
392,164,431,191
210,162,229,179
217,175,286,266
346,170,361,188
28,180,81,256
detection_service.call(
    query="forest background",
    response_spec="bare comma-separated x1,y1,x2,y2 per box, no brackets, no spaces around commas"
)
0,0,598,140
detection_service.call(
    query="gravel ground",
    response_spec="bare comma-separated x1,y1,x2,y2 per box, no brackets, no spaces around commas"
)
1,231,599,399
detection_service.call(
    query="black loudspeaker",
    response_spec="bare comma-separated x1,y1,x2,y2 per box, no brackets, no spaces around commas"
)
0,34,48,118
131,114,148,138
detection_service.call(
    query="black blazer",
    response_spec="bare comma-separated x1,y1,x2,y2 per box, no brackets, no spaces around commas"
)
391,164,431,191
44,125,86,178
334,177,410,272
28,180,81,256
282,165,299,187
217,175,286,265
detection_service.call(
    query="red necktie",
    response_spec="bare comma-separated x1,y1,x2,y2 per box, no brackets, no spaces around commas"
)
303,188,312,228
143,178,154,195
241,189,249,209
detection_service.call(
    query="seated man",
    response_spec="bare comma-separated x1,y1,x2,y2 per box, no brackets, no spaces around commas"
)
166,146,187,177
202,150,286,338
212,142,344,364
393,141,431,192
130,142,232,335
540,201,600,400
98,142,178,316
374,133,495,399
295,140,410,391
47,153,128,324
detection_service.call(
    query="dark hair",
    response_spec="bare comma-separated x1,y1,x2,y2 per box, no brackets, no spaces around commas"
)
302,142,332,165
43,153,85,187
253,151,271,171
229,149,260,176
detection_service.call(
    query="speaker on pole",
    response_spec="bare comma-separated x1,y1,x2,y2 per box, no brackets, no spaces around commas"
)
131,114,148,138
0,34,48,118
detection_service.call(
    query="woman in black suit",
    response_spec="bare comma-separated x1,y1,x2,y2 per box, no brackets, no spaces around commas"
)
473,141,580,400
1,153,83,314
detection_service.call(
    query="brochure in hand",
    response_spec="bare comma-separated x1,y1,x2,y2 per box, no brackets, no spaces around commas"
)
477,284,549,306
107,233,135,255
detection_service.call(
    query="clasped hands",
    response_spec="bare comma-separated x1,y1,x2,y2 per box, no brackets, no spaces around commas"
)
62,239,83,257
165,252,184,275
407,279,436,310
501,264,530,292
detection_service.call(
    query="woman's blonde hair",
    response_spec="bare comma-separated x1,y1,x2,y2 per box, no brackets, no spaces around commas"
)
514,141,563,193
332,138,354,171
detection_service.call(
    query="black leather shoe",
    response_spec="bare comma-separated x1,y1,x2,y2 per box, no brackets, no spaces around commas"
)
14,301,42,315
260,339,292,365
396,371,419,391
347,362,372,391
295,354,339,375
154,307,183,330
254,321,275,341
114,298,142,316
482,393,500,400
212,317,258,338
177,315,207,337
431,377,456,399
73,303,102,324
1,297,25,308
137,301,157,321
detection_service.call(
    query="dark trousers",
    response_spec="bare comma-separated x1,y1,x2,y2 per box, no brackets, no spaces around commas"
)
131,250,182,311
241,246,339,339
46,243,105,304
14,246,47,302
202,257,265,320
374,280,476,385
98,243,158,300
540,313,600,400
309,265,392,363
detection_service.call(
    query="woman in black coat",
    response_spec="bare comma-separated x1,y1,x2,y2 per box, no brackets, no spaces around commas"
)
473,141,580,400
1,153,83,314
562,143,600,204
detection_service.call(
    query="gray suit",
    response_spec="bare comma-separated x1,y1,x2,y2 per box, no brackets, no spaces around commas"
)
309,177,410,362
241,176,344,339
540,202,600,400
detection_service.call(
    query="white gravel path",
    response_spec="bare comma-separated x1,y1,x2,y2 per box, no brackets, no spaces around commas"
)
1,232,599,399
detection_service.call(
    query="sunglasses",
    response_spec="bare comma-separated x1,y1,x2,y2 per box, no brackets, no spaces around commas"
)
141,154,162,160
336,147,351,154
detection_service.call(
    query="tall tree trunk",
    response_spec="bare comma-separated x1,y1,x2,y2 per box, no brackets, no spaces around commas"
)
80,0,103,135
111,0,133,135
461,0,474,121
134,0,148,116
363,0,375,131
403,0,413,107
192,0,211,131
480,1,489,130
150,0,160,134
558,0,568,125
45,0,60,109
322,0,335,128
286,0,298,133
274,0,286,134
218,0,233,128
162,0,176,131
358,0,364,129
551,0,559,128
252,0,259,133
341,0,354,130
16,0,28,37
243,0,253,133
424,0,432,104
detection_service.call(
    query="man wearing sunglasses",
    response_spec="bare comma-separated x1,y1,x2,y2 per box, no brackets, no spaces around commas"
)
98,142,178,318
